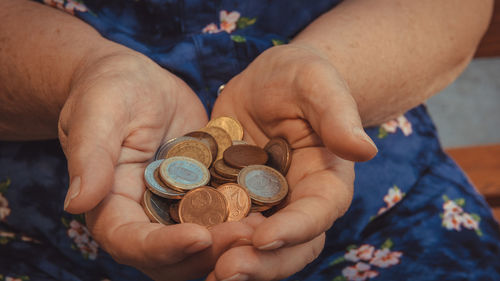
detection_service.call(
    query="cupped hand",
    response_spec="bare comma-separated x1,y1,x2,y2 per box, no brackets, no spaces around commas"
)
58,49,253,280
207,44,378,280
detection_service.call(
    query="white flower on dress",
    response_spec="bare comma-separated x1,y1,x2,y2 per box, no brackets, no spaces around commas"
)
0,193,11,221
342,262,379,281
461,212,479,230
43,0,87,15
67,219,99,260
345,244,375,262
441,197,481,234
377,186,404,215
380,115,413,137
202,23,221,34
443,200,463,214
397,115,412,136
5,277,23,281
381,119,398,133
442,212,462,231
219,10,240,33
369,248,403,268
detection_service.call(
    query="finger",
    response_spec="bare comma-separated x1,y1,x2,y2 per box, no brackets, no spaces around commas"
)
206,272,217,281
59,93,126,214
253,148,353,250
296,61,378,161
87,193,214,267
214,234,325,281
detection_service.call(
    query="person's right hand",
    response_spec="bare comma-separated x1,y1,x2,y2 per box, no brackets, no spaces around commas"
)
58,48,254,280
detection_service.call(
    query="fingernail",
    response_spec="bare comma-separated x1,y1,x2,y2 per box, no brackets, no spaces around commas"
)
230,238,252,248
185,240,212,254
257,240,284,250
353,127,378,152
64,176,81,210
221,273,249,281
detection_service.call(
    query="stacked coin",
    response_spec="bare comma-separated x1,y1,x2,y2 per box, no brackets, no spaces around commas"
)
142,116,292,228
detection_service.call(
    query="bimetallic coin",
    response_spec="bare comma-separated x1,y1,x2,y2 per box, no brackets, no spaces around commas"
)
142,190,176,225
154,136,197,160
216,183,251,222
185,131,218,163
159,156,210,192
264,137,292,175
144,160,185,199
223,144,269,169
207,116,244,141
237,165,288,205
199,126,232,160
165,139,213,168
179,186,229,227
169,201,180,223
214,159,240,179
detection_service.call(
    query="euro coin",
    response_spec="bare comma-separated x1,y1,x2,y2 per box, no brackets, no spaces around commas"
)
159,156,210,192
144,160,185,199
154,136,197,160
169,201,180,223
199,126,232,160
214,159,240,179
165,139,213,168
216,183,251,222
237,165,288,205
264,137,292,175
185,131,218,163
210,166,236,185
142,190,176,225
207,116,243,141
179,186,229,227
250,203,273,213
223,144,269,169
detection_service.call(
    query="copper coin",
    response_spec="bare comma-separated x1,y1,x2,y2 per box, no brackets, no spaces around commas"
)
214,159,240,179
185,131,218,163
199,126,233,161
142,190,176,225
237,165,288,205
154,136,197,160
179,186,229,227
159,156,210,192
250,203,273,213
144,160,185,199
165,139,213,168
264,137,292,175
223,144,269,169
207,116,244,141
210,166,237,185
169,201,180,223
216,183,251,221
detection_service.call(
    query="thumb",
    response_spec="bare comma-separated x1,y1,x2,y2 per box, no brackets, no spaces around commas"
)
59,99,124,214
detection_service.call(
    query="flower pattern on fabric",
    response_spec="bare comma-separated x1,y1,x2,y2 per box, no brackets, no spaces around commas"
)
0,179,11,222
378,115,413,138
441,195,482,236
63,216,99,260
202,10,256,37
0,275,30,281
330,239,403,281
43,0,87,15
376,185,405,216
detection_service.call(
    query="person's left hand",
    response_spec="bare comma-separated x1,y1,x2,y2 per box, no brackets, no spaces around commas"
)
206,44,378,281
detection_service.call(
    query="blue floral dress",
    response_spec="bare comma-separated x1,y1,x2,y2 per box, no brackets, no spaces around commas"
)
1,1,499,280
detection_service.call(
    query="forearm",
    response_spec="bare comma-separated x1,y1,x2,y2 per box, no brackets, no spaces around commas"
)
0,0,123,140
292,0,493,126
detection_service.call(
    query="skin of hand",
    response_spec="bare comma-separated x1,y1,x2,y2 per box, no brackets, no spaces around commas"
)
206,44,378,281
60,51,255,281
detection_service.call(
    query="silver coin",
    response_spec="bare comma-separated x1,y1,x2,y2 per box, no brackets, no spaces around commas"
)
142,190,176,225
144,160,185,199
154,136,198,160
237,165,288,205
159,156,210,192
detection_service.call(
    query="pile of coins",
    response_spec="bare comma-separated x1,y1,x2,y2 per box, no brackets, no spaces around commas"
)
142,116,292,227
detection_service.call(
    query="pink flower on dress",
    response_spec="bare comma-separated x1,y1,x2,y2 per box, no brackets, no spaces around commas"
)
381,120,398,133
461,213,479,230
219,10,240,33
202,23,221,34
67,219,99,260
369,248,403,268
342,262,379,281
0,193,11,221
397,115,412,136
345,244,375,262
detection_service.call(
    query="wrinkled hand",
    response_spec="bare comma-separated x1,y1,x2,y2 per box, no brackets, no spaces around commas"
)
58,50,253,280
207,44,378,281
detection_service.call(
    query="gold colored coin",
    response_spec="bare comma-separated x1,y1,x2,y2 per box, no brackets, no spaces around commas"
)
179,186,229,227
214,159,240,179
207,116,244,141
199,126,233,160
216,183,251,221
250,203,273,213
210,166,237,185
185,131,218,163
159,156,210,192
154,136,197,160
165,139,213,168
